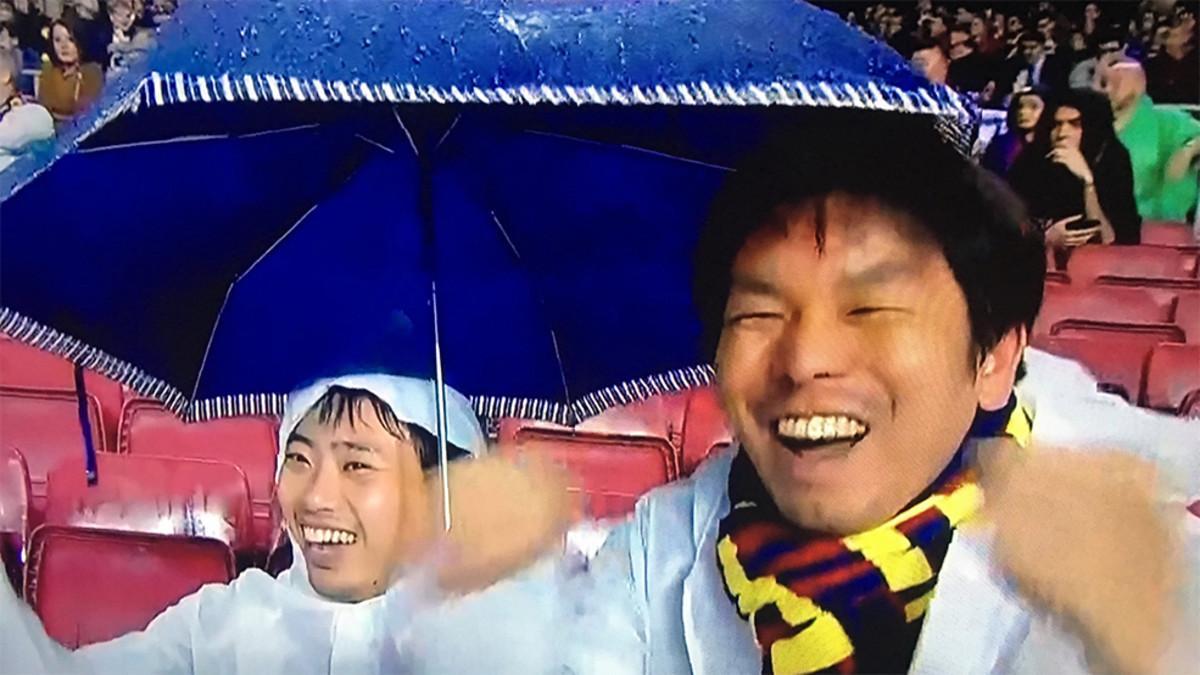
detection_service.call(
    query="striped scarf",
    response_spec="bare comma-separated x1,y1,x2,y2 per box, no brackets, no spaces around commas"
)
716,398,1031,674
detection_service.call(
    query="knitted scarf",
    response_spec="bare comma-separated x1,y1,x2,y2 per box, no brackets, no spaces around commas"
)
716,398,1031,674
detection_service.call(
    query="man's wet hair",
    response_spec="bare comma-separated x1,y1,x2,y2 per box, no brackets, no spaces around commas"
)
311,385,470,469
692,111,1046,375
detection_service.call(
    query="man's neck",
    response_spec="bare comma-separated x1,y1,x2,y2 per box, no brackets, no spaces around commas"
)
1113,96,1143,131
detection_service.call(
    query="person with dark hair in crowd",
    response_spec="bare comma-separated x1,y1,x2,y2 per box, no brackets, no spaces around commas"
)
1106,58,1200,222
2,374,578,672
1008,88,1141,248
36,15,101,123
1145,18,1199,104
1069,25,1127,90
947,23,998,102
1004,29,1071,97
982,86,1047,176
910,36,949,85
61,0,110,69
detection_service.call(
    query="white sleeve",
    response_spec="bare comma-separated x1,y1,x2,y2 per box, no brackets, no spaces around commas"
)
0,562,204,675
0,104,54,152
559,517,649,674
1019,349,1200,500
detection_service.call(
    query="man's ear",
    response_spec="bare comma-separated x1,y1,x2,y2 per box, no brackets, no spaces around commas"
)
977,326,1027,411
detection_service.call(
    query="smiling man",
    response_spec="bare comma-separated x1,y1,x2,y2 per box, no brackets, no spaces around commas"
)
1,374,574,673
563,113,1199,675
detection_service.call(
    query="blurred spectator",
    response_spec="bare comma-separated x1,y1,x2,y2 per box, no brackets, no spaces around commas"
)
37,16,101,123
1004,30,1071,97
62,0,109,68
947,23,998,102
106,0,151,74
969,11,1003,58
1070,27,1127,90
0,20,20,76
982,87,1047,176
910,37,949,85
1008,88,1141,247
1082,2,1102,38
0,50,53,171
1106,59,1200,221
1145,19,1199,103
8,0,57,63
145,0,174,27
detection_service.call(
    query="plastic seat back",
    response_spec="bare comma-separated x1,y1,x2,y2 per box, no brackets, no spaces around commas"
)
1144,343,1200,413
119,401,278,550
25,526,234,648
44,453,254,551
498,429,676,519
1034,284,1174,337
0,387,105,522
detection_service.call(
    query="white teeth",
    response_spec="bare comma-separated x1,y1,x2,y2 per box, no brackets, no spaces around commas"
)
776,414,868,442
302,526,357,545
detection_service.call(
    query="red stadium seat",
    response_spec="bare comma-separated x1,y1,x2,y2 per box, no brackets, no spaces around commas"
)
1141,221,1198,249
44,454,254,552
1143,344,1200,413
1066,245,1197,285
24,526,234,648
1033,284,1174,337
1035,323,1186,401
0,387,105,523
497,429,677,519
119,400,279,551
0,447,31,593
0,336,128,452
678,386,733,475
1176,292,1200,343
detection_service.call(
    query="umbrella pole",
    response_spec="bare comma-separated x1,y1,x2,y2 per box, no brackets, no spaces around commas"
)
431,279,453,531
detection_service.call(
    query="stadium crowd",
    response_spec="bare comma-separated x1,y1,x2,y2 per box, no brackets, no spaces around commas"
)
1,0,177,171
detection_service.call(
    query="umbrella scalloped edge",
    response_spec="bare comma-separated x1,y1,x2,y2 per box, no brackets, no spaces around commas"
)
133,72,976,146
0,305,189,414
0,306,717,427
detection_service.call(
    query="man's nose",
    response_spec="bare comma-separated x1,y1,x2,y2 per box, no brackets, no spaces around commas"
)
770,311,855,387
301,458,343,511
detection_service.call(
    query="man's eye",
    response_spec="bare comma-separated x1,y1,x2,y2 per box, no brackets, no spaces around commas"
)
847,306,900,317
343,462,373,472
726,312,783,325
283,452,310,466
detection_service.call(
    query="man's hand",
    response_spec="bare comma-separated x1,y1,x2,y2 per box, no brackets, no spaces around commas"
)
1044,215,1100,248
976,440,1184,675
1048,146,1095,184
425,455,578,595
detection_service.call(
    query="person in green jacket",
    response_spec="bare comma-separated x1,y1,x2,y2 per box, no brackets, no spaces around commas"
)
1106,58,1200,222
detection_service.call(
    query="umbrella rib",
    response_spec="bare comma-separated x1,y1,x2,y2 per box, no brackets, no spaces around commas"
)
489,210,522,261
238,202,322,281
237,123,322,139
487,210,572,410
521,129,734,171
391,107,421,157
189,281,238,403
354,134,397,155
433,114,462,152
76,134,230,154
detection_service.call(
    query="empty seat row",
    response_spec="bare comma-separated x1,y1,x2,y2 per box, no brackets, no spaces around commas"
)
1033,336,1200,412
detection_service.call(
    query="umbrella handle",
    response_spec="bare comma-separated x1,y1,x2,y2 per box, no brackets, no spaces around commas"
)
431,279,452,532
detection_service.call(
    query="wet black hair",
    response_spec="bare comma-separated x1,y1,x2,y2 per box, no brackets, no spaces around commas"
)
310,385,470,470
1030,87,1118,166
692,111,1045,376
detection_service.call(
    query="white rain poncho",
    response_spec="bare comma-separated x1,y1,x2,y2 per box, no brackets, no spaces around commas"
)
0,374,566,674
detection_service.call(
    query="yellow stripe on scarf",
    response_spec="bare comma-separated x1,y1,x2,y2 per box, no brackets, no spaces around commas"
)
717,537,854,672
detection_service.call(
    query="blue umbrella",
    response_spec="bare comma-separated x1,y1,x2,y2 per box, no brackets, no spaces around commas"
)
0,0,976,423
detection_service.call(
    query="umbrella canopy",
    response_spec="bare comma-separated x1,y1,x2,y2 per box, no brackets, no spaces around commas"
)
0,0,976,424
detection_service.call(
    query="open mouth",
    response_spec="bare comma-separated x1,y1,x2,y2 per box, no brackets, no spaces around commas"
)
774,413,869,453
301,526,358,546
